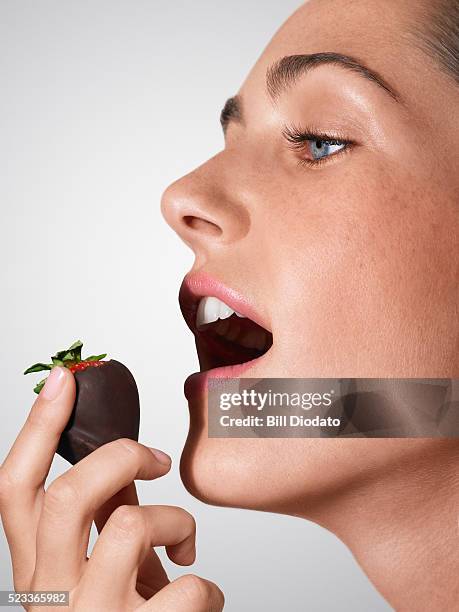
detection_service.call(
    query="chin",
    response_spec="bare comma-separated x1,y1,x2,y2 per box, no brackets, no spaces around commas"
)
178,391,332,515
179,417,268,511
178,417,300,513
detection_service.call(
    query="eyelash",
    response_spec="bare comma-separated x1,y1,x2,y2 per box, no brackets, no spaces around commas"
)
282,124,355,168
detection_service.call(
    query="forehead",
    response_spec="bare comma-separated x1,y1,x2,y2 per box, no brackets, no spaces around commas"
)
257,0,416,70
239,0,448,115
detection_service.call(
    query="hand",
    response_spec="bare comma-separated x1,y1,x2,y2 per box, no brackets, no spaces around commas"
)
0,366,224,611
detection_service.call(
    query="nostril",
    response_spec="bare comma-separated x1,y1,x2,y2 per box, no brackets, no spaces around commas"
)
183,216,222,237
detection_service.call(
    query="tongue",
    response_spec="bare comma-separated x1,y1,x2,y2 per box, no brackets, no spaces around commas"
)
196,330,262,372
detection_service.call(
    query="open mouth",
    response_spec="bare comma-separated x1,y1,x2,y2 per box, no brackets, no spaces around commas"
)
180,279,273,374
195,297,273,371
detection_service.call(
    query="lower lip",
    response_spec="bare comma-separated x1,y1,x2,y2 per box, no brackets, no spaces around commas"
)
184,356,264,402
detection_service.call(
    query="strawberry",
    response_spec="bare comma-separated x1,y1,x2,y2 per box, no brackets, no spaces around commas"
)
24,340,107,392
24,341,140,464
68,360,105,373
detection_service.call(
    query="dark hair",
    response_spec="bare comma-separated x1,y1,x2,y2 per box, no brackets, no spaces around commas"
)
416,0,459,85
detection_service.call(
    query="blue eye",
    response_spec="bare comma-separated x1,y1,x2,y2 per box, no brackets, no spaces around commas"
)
282,126,352,167
309,139,346,160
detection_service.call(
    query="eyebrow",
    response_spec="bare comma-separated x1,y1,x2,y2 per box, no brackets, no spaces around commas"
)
220,95,243,134
266,52,401,103
220,51,402,134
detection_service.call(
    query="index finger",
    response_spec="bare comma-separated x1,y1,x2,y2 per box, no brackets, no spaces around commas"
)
1,367,75,491
0,367,75,587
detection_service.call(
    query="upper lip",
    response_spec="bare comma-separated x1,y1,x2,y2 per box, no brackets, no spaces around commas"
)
179,271,271,334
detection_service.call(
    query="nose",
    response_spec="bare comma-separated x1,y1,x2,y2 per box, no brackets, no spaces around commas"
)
161,153,250,258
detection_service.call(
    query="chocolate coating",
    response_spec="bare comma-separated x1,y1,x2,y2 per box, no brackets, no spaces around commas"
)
57,360,140,464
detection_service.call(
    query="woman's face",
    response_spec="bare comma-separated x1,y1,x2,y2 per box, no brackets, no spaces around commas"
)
161,0,459,512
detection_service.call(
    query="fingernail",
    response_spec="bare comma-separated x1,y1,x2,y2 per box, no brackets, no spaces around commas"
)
149,447,171,465
41,366,66,400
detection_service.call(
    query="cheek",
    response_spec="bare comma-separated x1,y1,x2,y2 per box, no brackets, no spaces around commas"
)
261,167,456,376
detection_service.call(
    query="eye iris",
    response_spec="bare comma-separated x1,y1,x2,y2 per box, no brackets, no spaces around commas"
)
310,139,344,161
311,139,330,160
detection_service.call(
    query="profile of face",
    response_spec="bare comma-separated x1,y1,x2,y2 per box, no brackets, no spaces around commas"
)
161,0,459,516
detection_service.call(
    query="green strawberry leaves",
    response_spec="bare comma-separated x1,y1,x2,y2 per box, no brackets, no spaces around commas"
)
53,340,83,363
85,354,107,362
23,363,53,375
24,340,107,394
34,378,48,394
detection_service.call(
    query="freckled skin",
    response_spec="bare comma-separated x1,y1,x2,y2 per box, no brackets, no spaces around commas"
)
161,1,459,609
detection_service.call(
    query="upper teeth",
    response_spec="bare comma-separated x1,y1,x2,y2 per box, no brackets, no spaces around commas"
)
196,296,246,330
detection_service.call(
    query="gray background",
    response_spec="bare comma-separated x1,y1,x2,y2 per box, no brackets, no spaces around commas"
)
0,1,391,610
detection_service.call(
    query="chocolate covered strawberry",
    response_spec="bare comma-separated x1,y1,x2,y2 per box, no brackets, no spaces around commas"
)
24,341,140,464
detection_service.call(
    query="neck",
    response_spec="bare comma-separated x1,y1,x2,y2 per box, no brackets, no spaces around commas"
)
304,441,459,611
